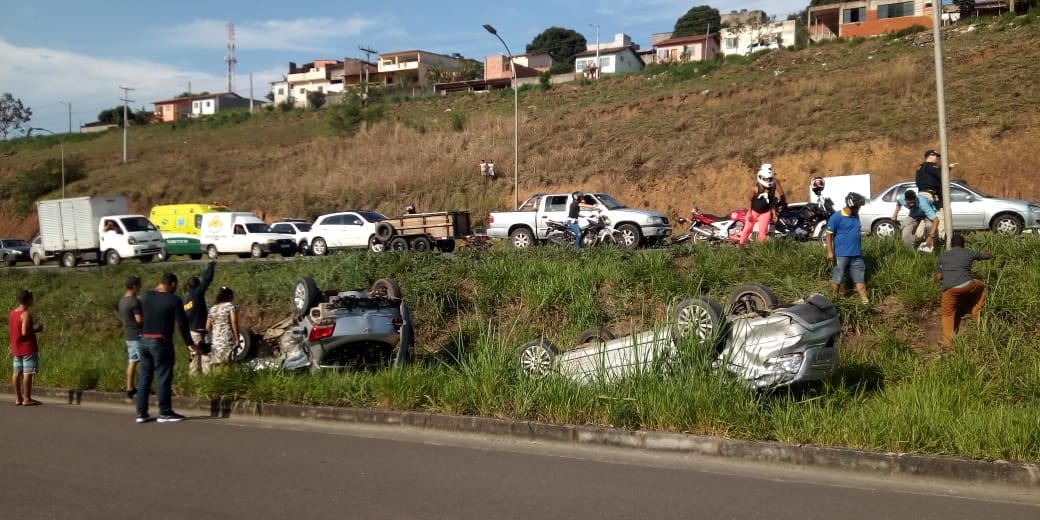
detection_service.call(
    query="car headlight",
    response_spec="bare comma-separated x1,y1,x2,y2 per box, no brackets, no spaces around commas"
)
1029,204,1040,214
647,216,665,225
127,237,138,245
766,353,803,374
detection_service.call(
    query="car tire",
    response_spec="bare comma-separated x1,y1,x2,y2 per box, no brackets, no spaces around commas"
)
410,236,433,252
517,339,558,378
394,302,414,367
105,249,121,266
671,297,724,351
3,255,14,267
371,278,402,299
32,254,43,266
293,276,321,320
508,228,534,248
577,326,616,345
871,218,898,238
437,239,456,253
230,327,255,362
311,237,328,256
250,243,266,258
617,223,642,249
156,250,169,262
725,283,778,316
375,222,395,242
990,213,1023,235
61,252,77,268
388,237,409,251
207,245,219,260
368,235,385,253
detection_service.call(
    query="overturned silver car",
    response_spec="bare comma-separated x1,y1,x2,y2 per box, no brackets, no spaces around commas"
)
517,283,840,390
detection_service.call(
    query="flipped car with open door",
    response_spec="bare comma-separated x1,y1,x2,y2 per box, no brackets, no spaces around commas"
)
517,283,841,390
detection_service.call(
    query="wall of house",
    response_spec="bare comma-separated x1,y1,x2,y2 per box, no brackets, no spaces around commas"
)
656,39,719,63
811,0,935,39
720,19,799,56
484,55,511,80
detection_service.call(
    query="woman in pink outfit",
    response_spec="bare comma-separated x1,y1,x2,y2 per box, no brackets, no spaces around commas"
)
738,164,785,246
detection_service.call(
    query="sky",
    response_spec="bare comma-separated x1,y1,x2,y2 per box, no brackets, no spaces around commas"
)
0,0,808,135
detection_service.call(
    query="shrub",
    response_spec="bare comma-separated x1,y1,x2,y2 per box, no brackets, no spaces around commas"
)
449,111,466,132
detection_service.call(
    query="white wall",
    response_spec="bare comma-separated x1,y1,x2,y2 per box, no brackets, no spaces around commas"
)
720,19,799,56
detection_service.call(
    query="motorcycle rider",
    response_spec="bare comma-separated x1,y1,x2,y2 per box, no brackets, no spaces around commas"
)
809,177,834,214
567,191,596,248
738,164,785,246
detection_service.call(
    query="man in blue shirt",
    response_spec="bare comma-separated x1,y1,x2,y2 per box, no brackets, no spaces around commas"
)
825,192,870,304
892,189,937,252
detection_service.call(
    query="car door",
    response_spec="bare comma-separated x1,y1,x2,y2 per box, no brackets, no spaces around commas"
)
536,195,571,237
339,213,366,247
319,214,346,248
948,184,986,230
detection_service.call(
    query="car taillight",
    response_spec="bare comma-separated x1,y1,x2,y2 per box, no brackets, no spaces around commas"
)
308,322,335,342
488,215,494,223
392,318,403,331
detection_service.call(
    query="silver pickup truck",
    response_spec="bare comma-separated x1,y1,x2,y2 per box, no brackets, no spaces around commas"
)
487,192,671,248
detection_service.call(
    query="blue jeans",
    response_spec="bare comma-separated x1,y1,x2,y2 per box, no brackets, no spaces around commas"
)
568,219,583,248
831,256,866,284
136,336,175,417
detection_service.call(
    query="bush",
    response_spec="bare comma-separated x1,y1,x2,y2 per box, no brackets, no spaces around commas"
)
0,156,88,214
449,111,466,132
328,97,387,136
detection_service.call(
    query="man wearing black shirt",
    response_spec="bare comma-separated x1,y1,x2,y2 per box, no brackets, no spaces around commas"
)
567,192,595,248
183,261,216,375
915,149,957,239
136,273,197,423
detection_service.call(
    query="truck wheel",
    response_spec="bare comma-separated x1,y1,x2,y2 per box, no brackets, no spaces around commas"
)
105,249,122,266
310,237,328,256
139,255,154,263
371,278,402,299
32,254,43,266
617,224,642,249
508,228,535,248
61,252,77,268
375,222,395,242
388,237,409,251
207,245,219,260
409,236,432,252
368,235,385,253
250,243,267,258
156,250,169,262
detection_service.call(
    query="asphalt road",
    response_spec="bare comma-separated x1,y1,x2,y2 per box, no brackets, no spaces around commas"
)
2,398,1037,520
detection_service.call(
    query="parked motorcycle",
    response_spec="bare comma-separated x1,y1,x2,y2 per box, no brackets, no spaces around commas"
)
546,212,623,247
771,199,834,242
672,207,745,244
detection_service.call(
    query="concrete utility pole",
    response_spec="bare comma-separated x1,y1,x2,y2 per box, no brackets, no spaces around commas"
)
249,73,254,113
590,24,600,78
359,46,378,104
119,86,134,164
483,24,520,210
931,3,953,248
60,101,72,134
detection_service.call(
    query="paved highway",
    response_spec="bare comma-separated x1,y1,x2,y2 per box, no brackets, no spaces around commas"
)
2,398,1037,519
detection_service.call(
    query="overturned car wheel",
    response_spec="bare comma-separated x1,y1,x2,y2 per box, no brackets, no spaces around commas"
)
517,339,558,378
293,276,321,320
725,282,778,316
577,326,615,345
230,327,255,362
371,278,402,299
671,297,724,351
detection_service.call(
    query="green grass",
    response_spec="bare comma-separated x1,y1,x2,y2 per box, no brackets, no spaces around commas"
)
3,234,1039,462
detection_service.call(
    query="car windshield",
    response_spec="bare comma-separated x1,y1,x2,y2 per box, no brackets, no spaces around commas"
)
121,217,158,232
4,239,29,247
358,211,387,222
591,194,625,210
245,223,272,233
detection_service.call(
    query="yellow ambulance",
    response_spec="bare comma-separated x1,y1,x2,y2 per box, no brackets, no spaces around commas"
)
149,203,231,260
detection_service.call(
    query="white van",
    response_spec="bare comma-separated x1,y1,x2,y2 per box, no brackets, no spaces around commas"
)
198,212,297,258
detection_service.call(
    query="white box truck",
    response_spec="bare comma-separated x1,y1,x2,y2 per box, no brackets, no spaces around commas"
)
198,212,297,258
37,195,165,267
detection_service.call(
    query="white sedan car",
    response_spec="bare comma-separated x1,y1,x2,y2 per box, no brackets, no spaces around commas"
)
302,210,388,255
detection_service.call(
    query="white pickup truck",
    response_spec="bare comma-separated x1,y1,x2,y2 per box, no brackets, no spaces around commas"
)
487,192,671,248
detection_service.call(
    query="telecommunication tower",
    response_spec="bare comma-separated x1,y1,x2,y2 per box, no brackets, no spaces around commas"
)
226,21,237,93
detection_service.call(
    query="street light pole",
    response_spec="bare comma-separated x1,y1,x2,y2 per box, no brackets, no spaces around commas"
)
29,127,65,198
59,101,72,134
483,23,520,210
590,24,600,79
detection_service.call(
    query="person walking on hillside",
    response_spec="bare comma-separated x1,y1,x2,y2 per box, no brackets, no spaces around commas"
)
487,160,496,180
480,159,490,180
117,276,143,399
184,261,216,376
825,193,870,304
137,273,197,423
9,289,43,406
205,286,240,371
915,149,957,239
892,189,938,252
935,234,991,350
738,164,785,246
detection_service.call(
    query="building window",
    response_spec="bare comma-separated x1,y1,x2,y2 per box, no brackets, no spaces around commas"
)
277,88,284,95
725,37,738,49
877,1,915,19
299,88,305,95
317,86,323,93
843,7,866,23
205,101,212,107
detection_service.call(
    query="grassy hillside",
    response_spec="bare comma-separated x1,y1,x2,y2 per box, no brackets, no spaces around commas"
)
2,15,1040,237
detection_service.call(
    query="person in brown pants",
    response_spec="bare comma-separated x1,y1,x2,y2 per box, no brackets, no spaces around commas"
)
935,234,991,349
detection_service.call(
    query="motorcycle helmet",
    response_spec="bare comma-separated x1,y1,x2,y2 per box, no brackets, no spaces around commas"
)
810,177,825,195
572,191,583,200
405,203,416,214
845,192,866,209
756,165,775,188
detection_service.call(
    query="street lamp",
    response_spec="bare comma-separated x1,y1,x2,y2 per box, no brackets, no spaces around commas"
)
28,127,65,198
483,23,520,210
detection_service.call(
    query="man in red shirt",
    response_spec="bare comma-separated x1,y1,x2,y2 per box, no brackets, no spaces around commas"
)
9,288,43,406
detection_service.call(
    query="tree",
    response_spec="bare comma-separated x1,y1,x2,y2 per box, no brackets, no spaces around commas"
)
306,90,327,109
98,106,134,126
526,27,587,73
0,93,33,139
673,5,722,37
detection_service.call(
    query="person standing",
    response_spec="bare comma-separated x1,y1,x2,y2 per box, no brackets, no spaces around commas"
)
480,159,489,180
567,191,595,248
935,234,991,350
9,289,43,406
183,261,216,376
487,160,496,180
891,190,938,251
205,286,240,371
738,164,785,246
137,273,197,423
825,193,870,304
915,150,957,239
117,276,143,399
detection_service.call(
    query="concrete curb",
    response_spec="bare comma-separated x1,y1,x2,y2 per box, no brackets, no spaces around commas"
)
33,387,1040,489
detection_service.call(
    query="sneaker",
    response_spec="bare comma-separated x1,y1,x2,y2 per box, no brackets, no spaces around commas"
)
157,413,186,423
136,414,151,423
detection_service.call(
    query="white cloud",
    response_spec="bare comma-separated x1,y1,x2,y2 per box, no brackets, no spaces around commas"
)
160,16,380,52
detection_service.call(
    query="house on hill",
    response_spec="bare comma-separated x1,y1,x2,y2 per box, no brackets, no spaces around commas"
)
719,9,800,55
152,92,259,123
808,0,938,41
574,46,644,78
652,33,721,63
271,60,344,108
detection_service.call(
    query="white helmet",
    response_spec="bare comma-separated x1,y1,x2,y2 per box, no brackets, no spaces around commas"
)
756,164,775,188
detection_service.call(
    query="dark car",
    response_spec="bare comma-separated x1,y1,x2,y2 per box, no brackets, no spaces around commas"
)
0,238,32,266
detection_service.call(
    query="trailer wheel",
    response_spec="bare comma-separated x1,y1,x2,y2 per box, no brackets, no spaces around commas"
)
388,237,409,251
410,236,432,252
375,222,395,242
61,252,77,268
368,235,385,253
105,249,121,266
438,239,456,253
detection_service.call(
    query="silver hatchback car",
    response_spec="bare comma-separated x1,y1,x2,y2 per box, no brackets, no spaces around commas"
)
858,181,1040,237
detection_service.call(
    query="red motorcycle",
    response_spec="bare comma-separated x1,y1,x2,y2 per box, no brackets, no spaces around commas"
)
673,207,746,243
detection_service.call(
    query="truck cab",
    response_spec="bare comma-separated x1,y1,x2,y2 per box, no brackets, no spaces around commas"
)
199,212,297,258
99,216,165,265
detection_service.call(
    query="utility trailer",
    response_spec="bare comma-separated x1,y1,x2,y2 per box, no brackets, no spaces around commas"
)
371,211,472,253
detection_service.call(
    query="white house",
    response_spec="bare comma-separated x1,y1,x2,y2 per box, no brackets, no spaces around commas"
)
271,60,345,107
719,10,800,56
574,46,644,77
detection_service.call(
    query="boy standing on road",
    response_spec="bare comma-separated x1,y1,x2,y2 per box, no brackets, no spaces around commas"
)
10,288,43,406
935,234,991,350
118,276,143,399
825,193,870,304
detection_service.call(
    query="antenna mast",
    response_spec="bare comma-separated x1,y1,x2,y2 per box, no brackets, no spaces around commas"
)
226,21,237,93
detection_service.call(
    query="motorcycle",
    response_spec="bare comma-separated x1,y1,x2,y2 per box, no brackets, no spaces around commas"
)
771,199,834,242
672,207,745,244
546,212,623,248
